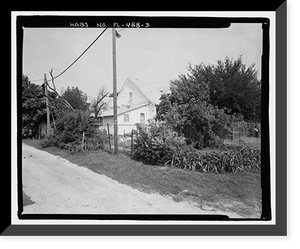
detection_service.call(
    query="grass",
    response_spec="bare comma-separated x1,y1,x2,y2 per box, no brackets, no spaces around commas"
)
23,139,262,217
23,191,35,206
224,137,261,148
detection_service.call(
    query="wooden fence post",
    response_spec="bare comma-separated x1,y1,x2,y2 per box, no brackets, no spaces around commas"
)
131,129,134,156
123,130,125,153
107,123,112,154
81,131,85,150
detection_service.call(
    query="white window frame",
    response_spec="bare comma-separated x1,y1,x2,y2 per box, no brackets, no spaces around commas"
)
124,113,130,122
140,113,145,123
129,91,133,103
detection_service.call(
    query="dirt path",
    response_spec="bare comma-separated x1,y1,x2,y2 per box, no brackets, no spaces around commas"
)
22,144,242,217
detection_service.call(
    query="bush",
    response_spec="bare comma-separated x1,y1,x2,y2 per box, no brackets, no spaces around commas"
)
22,127,35,139
48,110,108,153
84,130,108,151
40,139,53,148
132,120,261,173
132,121,186,165
55,129,108,153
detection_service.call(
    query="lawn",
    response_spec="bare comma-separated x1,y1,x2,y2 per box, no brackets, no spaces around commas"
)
23,139,262,217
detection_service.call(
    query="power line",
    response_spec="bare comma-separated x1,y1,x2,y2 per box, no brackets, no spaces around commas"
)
31,27,108,83
117,28,126,33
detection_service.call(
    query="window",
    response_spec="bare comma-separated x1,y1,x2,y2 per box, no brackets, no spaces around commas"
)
140,113,145,123
124,113,129,122
129,92,133,102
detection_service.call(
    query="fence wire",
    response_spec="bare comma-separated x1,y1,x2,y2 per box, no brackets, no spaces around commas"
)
227,122,261,146
106,129,137,155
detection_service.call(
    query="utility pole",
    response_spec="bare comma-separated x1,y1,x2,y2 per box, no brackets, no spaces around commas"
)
112,28,118,155
44,73,51,139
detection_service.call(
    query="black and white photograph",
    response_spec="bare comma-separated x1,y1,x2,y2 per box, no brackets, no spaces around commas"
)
20,18,264,219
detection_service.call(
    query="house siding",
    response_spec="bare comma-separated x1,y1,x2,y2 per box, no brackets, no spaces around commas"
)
101,78,158,135
118,79,149,106
102,104,156,135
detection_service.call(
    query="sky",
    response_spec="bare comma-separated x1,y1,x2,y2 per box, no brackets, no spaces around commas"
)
23,24,262,100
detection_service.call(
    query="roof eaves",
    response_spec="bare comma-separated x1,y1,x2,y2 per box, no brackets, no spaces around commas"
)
127,78,156,105
101,103,149,117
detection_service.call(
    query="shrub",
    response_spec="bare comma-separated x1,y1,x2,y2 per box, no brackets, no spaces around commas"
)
40,139,53,148
84,130,108,151
132,124,170,165
49,110,108,153
132,121,186,165
132,120,260,174
132,119,261,173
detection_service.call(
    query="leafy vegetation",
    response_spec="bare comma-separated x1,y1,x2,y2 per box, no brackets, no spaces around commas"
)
132,121,260,174
61,86,89,111
22,75,47,138
207,56,261,121
165,144,261,174
133,55,262,172
39,107,108,153
21,75,107,153
156,55,260,148
132,121,185,166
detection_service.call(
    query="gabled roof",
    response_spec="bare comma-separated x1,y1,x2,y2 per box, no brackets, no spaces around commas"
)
124,77,169,105
101,77,170,117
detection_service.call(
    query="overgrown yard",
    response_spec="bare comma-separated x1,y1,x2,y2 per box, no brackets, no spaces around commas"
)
23,139,261,217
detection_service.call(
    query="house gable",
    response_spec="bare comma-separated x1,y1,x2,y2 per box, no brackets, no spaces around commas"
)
118,78,152,107
101,77,168,119
126,77,169,105
101,77,166,134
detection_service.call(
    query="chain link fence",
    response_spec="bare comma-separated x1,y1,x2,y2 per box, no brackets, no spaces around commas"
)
225,122,261,147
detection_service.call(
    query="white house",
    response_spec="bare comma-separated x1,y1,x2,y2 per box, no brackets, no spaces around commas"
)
101,77,169,135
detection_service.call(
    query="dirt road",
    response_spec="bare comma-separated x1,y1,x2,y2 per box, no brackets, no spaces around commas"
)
22,144,242,217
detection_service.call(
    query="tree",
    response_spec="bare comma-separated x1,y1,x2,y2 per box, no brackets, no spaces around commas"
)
198,55,261,121
22,74,62,138
90,87,109,118
22,75,46,138
156,57,247,148
43,84,108,151
61,86,89,111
